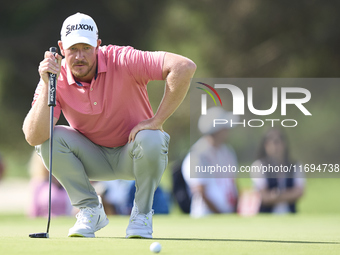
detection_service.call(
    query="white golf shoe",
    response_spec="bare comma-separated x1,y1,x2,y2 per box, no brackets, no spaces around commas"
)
126,202,154,238
68,196,109,238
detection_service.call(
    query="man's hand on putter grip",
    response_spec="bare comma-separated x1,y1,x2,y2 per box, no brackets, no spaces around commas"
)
39,51,62,85
128,118,164,143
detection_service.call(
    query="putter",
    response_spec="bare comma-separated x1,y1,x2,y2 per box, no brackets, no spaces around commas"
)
29,47,57,239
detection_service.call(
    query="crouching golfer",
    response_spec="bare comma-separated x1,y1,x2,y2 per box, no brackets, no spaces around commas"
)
23,12,196,238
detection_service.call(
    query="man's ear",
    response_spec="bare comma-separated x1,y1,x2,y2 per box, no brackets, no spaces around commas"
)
58,40,65,56
95,39,102,54
97,39,102,48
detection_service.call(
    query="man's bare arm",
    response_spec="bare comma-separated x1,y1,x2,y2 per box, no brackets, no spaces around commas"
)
23,51,62,146
128,53,196,142
260,186,304,206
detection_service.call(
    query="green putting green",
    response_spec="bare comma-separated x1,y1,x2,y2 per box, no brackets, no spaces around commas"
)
0,213,339,255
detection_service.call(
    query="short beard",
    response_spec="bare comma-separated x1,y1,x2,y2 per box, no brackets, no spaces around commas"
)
71,61,96,79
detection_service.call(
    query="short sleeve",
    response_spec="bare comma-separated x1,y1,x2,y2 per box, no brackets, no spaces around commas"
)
123,48,166,85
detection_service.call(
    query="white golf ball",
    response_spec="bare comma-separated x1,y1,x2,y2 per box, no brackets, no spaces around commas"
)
150,242,162,253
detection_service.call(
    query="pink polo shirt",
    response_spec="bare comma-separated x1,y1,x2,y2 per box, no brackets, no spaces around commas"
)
33,45,166,147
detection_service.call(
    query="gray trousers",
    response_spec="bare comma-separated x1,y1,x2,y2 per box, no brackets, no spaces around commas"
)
36,125,170,214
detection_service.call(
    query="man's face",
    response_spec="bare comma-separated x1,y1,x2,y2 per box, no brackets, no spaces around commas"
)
59,41,100,82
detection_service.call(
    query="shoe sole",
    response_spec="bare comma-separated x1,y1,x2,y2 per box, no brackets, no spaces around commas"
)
127,235,143,239
126,234,152,239
68,233,89,238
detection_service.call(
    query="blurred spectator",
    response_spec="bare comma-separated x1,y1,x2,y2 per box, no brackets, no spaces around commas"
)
0,153,5,181
98,180,133,215
128,182,170,214
251,128,305,214
100,180,169,215
172,159,192,214
28,151,72,217
182,107,239,218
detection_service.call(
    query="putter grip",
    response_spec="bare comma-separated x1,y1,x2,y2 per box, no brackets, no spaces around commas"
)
48,47,57,107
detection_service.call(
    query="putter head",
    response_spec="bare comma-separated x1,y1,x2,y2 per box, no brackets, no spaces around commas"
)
29,232,49,238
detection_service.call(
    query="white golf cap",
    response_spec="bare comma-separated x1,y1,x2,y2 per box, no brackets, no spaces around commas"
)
198,107,239,135
60,13,98,49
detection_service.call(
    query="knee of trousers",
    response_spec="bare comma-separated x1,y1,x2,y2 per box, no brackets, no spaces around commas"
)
132,130,170,171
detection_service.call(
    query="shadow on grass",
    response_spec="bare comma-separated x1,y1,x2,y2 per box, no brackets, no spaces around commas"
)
97,237,340,245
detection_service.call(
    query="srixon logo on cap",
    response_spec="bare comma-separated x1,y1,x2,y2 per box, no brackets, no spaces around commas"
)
65,24,94,36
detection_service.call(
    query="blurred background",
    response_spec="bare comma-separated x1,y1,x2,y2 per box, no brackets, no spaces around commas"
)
0,0,339,215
